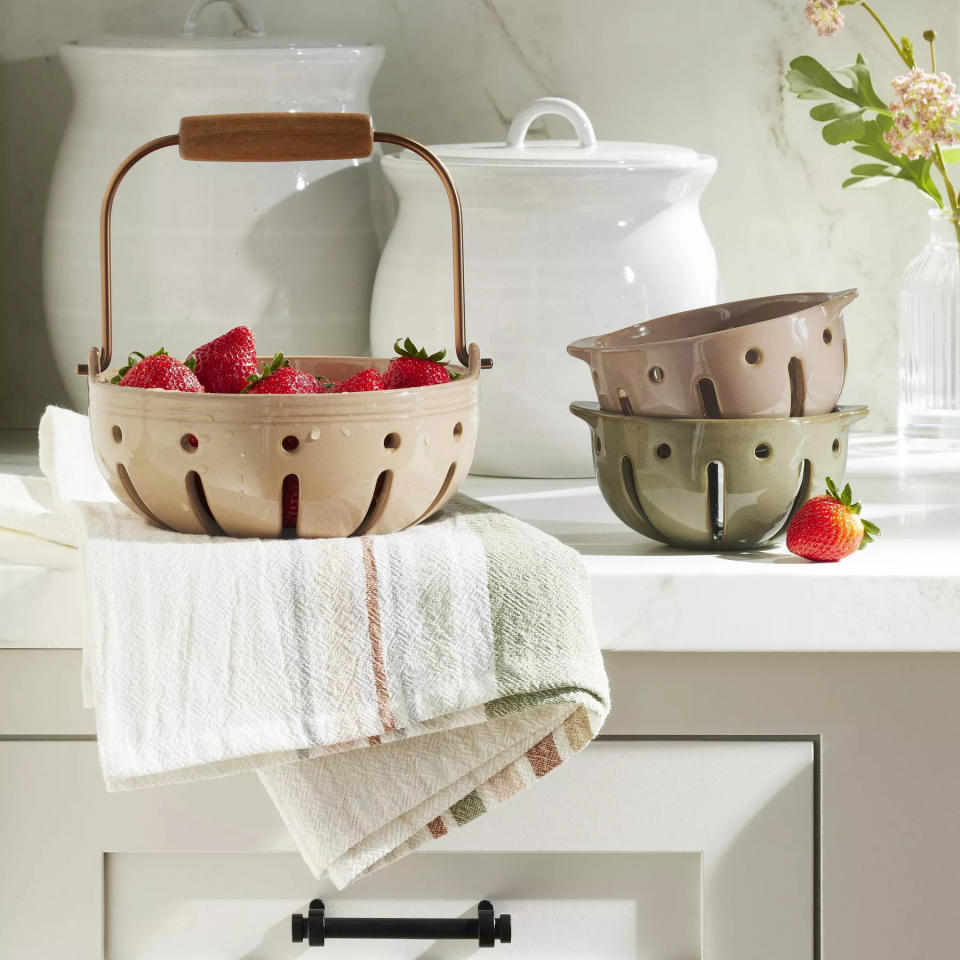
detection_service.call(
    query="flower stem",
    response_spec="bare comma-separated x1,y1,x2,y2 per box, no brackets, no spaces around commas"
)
859,1,912,68
932,145,960,244
929,39,936,72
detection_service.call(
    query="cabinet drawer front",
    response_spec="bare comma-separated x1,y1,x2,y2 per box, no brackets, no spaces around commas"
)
0,739,813,959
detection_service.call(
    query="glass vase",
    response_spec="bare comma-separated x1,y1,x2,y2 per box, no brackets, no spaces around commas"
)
899,208,960,442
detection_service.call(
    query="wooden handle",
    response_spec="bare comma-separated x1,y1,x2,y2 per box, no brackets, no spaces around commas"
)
178,113,374,162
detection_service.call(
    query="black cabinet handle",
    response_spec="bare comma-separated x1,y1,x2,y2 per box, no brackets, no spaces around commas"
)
291,898,511,948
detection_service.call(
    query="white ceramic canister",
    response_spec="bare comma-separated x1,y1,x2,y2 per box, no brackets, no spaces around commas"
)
45,0,384,409
370,97,719,478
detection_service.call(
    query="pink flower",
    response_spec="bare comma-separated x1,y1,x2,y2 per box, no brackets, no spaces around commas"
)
883,69,960,160
805,0,845,37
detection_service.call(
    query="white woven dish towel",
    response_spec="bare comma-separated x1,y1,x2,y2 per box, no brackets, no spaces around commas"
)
0,406,609,888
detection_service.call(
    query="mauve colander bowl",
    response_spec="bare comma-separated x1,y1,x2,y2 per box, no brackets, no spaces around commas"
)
568,289,856,419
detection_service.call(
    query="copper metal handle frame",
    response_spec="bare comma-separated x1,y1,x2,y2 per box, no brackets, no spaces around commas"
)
77,114,492,376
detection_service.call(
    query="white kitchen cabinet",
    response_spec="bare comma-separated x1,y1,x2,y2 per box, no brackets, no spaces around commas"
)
0,733,814,959
6,437,958,958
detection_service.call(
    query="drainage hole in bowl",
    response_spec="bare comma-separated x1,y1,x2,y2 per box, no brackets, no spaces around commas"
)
823,328,833,344
453,422,463,440
745,348,762,365
594,434,602,455
281,475,299,530
832,438,841,455
282,435,299,453
707,461,725,544
788,356,806,417
648,366,665,384
181,433,198,452
384,432,401,450
186,470,225,537
655,442,671,460
351,470,393,537
697,378,721,418
754,442,771,460
111,425,122,444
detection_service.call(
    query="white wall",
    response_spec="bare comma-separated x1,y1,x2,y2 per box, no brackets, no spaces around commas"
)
2,0,957,430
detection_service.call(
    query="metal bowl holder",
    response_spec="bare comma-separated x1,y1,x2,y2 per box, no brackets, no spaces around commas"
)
78,112,493,378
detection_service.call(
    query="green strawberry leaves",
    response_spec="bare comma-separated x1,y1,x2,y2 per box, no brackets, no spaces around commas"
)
394,337,449,364
859,518,881,548
110,348,163,383
786,54,943,206
241,352,290,393
824,476,881,549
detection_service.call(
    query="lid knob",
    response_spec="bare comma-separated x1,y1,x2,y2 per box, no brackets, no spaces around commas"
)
505,97,598,150
182,0,266,38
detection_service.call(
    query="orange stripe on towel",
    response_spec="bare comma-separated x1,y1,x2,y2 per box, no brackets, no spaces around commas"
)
527,732,562,778
361,538,396,734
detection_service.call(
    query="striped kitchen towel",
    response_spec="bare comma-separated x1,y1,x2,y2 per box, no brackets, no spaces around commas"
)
0,407,609,888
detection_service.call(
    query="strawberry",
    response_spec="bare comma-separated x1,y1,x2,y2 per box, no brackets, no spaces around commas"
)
243,353,322,395
112,349,204,393
282,475,299,529
383,337,457,389
187,325,257,394
328,367,386,393
786,477,880,562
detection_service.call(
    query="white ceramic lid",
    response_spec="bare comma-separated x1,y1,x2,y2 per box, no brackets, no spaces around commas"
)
71,0,379,53
387,97,702,170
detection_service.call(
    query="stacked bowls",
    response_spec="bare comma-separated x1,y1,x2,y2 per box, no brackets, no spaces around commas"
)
567,290,867,549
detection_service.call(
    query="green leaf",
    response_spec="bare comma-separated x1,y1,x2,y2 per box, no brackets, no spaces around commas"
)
810,101,862,122
842,175,897,189
842,161,904,190
850,163,900,176
862,519,881,534
787,56,861,103
835,54,888,111
787,54,945,207
939,147,960,164
841,483,853,506
825,477,840,500
823,112,867,145
852,119,943,206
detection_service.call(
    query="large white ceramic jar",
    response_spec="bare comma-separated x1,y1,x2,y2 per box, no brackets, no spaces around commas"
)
370,98,719,478
45,0,384,409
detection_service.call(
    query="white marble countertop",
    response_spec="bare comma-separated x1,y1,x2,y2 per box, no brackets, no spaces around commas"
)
1,429,957,652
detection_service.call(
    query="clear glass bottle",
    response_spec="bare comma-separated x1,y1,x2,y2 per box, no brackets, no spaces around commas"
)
899,208,960,442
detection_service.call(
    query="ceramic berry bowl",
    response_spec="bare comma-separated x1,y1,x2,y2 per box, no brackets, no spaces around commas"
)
82,111,491,539
570,401,868,550
567,289,855,419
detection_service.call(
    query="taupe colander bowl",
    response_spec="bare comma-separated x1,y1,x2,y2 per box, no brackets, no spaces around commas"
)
79,113,491,538
571,401,868,550
568,290,856,419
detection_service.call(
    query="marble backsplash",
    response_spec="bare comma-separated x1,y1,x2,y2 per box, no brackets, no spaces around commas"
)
2,0,957,431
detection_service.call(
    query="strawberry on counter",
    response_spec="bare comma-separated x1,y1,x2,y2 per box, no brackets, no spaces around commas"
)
787,477,881,562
